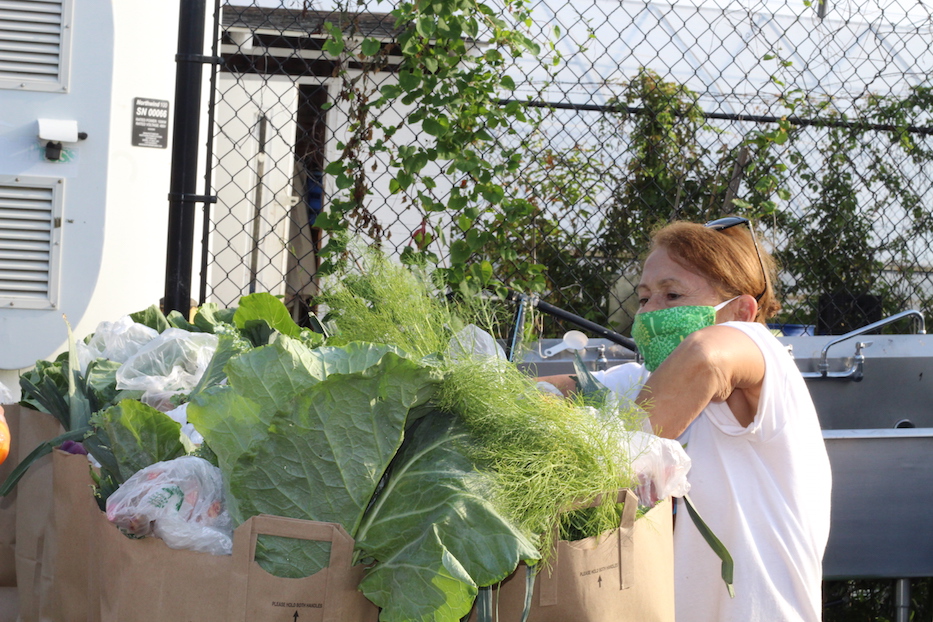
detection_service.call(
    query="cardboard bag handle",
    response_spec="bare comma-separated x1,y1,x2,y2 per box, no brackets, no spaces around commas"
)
538,488,638,606
228,514,355,622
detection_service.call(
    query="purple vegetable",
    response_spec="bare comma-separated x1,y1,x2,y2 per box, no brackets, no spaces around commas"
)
59,440,88,456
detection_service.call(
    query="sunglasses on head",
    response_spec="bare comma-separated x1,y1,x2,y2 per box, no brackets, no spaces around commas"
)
704,216,767,302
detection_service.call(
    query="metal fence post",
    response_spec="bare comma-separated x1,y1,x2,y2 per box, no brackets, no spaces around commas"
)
164,0,210,315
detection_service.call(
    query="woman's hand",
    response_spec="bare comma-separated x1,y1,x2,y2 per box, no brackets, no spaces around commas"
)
636,324,765,439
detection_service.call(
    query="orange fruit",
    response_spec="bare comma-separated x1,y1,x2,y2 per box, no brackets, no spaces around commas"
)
0,408,9,466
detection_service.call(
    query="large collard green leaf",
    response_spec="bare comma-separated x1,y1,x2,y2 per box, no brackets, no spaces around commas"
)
84,359,123,406
187,338,441,545
219,338,419,416
129,304,172,333
192,302,236,334
233,292,302,338
355,413,540,622
187,331,253,399
92,399,187,483
226,349,440,528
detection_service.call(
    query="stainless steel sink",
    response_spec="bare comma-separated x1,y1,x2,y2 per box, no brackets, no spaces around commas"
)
821,427,933,579
788,334,933,430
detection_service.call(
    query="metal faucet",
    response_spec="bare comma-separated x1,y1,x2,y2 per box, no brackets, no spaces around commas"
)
803,310,926,381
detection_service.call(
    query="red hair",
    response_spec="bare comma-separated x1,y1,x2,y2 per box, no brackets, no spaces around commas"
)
649,221,780,323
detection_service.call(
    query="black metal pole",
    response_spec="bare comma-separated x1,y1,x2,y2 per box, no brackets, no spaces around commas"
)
164,0,208,315
505,290,638,352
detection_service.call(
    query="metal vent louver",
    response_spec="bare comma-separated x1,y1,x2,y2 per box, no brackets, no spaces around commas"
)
0,178,62,308
0,0,71,91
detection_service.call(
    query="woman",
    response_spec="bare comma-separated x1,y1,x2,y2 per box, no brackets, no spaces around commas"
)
547,218,831,621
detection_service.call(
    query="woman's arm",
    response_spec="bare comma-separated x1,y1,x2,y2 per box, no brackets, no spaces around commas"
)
536,374,577,397
637,325,766,439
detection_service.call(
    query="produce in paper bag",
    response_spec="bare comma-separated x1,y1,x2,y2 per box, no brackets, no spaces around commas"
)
106,455,233,555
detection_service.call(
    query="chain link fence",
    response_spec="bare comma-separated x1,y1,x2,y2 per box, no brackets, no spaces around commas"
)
196,0,933,613
201,0,933,342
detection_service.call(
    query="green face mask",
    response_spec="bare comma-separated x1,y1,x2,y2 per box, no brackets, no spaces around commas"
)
632,298,737,371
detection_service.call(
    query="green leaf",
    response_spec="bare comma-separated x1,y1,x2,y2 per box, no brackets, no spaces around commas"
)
92,400,187,483
360,37,381,56
19,364,70,429
188,338,440,534
166,310,198,331
193,303,236,334
399,70,422,92
335,173,354,190
356,413,539,622
233,292,303,338
468,261,493,285
66,318,93,431
130,305,171,333
415,16,436,38
84,359,123,408
324,161,345,176
683,494,735,598
423,116,448,137
450,239,471,264
0,428,89,496
380,84,402,100
188,333,252,399
436,15,462,39
323,37,344,56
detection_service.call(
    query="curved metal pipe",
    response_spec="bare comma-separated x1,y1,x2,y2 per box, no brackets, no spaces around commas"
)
810,310,926,380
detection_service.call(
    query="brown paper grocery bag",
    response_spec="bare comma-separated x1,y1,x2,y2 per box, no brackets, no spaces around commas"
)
472,490,674,622
13,407,64,622
0,404,21,587
94,508,233,622
226,515,379,622
40,450,98,621
95,513,378,622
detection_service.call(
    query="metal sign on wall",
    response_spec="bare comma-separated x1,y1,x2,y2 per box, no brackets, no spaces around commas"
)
132,97,169,148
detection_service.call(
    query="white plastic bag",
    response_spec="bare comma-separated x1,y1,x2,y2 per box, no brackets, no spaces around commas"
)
448,324,507,362
0,379,13,404
164,402,204,446
115,328,218,409
622,431,692,507
76,316,159,373
106,456,233,555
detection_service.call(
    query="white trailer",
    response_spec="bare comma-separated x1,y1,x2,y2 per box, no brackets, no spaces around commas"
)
0,0,184,389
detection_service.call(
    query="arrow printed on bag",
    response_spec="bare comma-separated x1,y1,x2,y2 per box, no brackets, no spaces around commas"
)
293,612,299,621
597,576,602,588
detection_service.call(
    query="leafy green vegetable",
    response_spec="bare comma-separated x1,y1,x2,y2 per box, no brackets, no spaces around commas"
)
233,292,303,338
187,337,441,533
90,400,187,483
436,358,638,555
0,428,88,496
355,412,539,622
18,359,70,429
187,336,544,621
320,252,459,358
130,304,172,334
187,331,252,399
192,303,236,333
